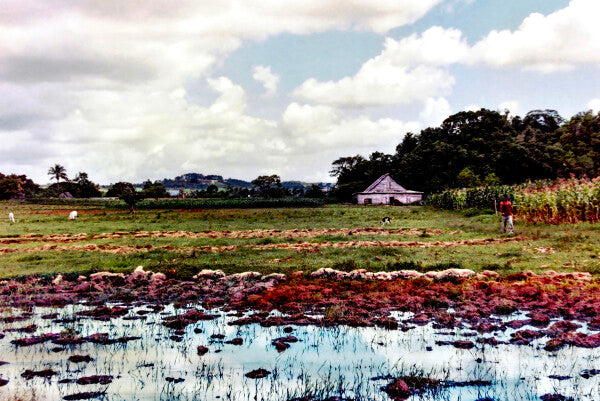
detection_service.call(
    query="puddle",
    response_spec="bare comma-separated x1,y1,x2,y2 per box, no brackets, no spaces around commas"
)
1,305,599,400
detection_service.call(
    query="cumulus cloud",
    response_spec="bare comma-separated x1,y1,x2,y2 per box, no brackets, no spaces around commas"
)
293,66,453,107
282,102,419,151
281,103,419,180
588,99,600,114
498,100,520,116
292,0,600,110
380,27,470,67
472,0,600,72
292,31,457,107
253,66,280,97
419,97,451,127
464,104,481,112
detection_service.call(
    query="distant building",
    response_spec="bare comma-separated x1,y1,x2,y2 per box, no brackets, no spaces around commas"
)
355,174,422,205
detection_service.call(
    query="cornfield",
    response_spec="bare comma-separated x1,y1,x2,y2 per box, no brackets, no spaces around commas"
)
427,186,515,211
428,177,600,224
515,177,600,224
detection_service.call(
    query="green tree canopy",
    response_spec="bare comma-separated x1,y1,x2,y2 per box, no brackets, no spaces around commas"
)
0,173,39,200
105,182,136,198
252,175,284,198
142,180,169,199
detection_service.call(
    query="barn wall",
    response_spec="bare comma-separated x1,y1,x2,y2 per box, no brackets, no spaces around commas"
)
357,193,422,205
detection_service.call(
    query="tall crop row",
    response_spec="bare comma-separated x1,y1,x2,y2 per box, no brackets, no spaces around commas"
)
428,186,515,211
515,177,600,224
429,177,600,224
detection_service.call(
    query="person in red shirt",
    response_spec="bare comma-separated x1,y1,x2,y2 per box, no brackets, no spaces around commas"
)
499,194,514,234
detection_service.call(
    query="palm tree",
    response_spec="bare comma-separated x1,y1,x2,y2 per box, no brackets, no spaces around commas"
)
48,164,68,194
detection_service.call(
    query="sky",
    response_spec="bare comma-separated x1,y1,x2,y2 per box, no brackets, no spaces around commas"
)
1,0,600,185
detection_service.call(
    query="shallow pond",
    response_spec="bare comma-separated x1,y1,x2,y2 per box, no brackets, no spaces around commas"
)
0,304,599,401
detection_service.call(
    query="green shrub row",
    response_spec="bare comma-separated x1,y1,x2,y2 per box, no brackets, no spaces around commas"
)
25,197,325,209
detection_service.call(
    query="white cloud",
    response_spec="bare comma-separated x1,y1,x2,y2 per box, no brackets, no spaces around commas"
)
419,97,451,127
0,77,421,184
282,102,419,151
472,0,600,72
296,0,600,112
498,101,520,116
380,27,470,67
464,104,481,112
252,66,280,97
292,31,457,107
281,103,419,180
588,99,600,114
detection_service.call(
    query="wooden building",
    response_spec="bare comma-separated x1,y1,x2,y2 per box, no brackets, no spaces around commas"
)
355,174,422,205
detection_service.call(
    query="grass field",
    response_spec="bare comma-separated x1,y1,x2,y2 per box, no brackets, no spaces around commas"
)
1,201,600,279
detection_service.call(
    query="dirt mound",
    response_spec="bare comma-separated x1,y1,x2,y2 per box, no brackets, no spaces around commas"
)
0,227,443,244
0,236,525,255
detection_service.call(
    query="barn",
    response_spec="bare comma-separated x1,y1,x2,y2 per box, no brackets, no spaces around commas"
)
354,173,422,205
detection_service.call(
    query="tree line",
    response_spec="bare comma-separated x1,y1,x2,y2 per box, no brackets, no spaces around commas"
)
0,167,326,203
330,109,600,200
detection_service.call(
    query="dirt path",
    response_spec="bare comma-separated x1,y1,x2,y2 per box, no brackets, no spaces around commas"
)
0,236,526,255
0,227,443,244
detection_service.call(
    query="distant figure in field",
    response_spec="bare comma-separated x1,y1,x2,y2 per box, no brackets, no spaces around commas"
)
68,210,78,220
380,216,392,225
8,212,15,223
500,194,514,234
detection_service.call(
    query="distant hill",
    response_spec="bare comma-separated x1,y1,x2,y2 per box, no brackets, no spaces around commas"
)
135,173,333,191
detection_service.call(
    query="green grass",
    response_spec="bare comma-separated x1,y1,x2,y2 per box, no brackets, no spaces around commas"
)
1,201,600,279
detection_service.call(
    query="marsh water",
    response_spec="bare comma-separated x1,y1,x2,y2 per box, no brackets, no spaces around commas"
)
1,304,599,401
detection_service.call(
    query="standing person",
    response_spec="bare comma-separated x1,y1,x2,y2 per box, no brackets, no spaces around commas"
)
499,194,514,234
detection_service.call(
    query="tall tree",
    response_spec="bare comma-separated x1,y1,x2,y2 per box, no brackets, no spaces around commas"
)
105,182,136,198
73,171,101,198
142,180,169,199
252,175,283,198
556,111,600,177
47,164,68,195
119,186,143,214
